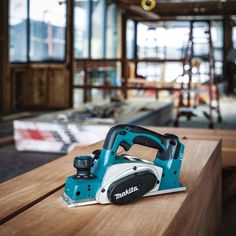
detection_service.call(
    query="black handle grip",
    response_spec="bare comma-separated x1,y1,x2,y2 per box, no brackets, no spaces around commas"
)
103,124,167,152
133,136,165,152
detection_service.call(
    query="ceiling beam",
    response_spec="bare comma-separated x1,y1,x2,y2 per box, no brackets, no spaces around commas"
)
116,0,236,19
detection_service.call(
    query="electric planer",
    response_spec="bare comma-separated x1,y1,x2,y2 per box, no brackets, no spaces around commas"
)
61,124,186,207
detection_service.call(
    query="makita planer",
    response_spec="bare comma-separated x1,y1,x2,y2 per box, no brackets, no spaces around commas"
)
61,124,186,207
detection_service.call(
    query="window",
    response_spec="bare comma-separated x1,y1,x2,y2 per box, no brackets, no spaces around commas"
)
137,21,190,59
9,0,28,62
126,20,135,59
211,21,223,75
73,0,119,59
91,0,105,58
136,20,223,82
137,63,161,81
233,27,236,49
106,3,118,59
9,0,66,62
29,0,66,61
232,17,236,49
74,0,90,58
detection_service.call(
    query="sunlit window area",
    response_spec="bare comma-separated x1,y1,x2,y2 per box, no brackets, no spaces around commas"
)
9,0,66,62
73,0,120,106
232,17,236,49
74,0,119,59
29,0,66,61
106,3,118,59
9,0,28,62
126,20,135,59
74,0,90,58
136,20,223,84
137,21,190,59
91,0,105,58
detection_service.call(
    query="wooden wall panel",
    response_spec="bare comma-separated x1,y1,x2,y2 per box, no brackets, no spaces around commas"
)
31,69,48,106
12,68,31,108
11,66,70,109
47,68,69,108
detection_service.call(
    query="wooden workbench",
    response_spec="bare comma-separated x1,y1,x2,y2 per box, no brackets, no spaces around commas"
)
0,137,221,235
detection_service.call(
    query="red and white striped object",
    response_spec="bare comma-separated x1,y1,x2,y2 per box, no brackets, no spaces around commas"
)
14,120,110,153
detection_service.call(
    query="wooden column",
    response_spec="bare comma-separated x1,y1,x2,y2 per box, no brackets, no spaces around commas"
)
0,0,11,115
223,16,233,93
66,0,74,108
121,13,128,99
134,20,138,77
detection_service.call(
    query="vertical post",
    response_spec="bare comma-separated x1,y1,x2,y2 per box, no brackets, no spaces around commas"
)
208,20,222,126
102,0,107,59
134,20,138,77
223,16,233,93
187,21,193,111
27,0,30,62
88,0,93,58
83,61,88,103
121,13,128,99
0,0,10,115
208,20,214,128
67,0,74,108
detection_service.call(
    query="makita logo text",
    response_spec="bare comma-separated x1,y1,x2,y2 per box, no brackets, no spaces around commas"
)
114,186,139,200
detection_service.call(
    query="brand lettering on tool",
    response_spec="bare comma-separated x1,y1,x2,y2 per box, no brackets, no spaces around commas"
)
114,186,139,199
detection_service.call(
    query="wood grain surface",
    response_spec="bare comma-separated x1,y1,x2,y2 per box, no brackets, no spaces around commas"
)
0,140,221,236
0,142,100,224
0,142,130,224
0,125,231,227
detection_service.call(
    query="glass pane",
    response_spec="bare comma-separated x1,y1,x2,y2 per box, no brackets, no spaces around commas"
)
73,88,84,108
126,20,135,59
211,21,223,48
74,0,89,58
192,22,210,58
165,26,189,59
164,62,183,83
215,61,223,76
137,21,189,59
9,0,27,62
106,3,118,59
91,0,105,59
74,69,85,86
233,26,236,49
137,63,161,81
137,23,163,58
29,0,66,61
88,65,120,87
214,49,223,61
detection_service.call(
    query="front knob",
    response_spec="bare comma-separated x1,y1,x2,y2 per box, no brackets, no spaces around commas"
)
73,155,95,179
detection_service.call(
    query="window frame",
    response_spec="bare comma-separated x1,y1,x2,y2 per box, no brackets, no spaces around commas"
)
9,0,67,64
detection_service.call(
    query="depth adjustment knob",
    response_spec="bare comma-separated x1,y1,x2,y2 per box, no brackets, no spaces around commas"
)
73,155,95,179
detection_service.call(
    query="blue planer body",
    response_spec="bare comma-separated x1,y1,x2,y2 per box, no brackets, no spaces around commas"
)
61,124,185,207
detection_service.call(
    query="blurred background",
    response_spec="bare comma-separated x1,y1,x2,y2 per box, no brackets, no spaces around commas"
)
1,1,236,234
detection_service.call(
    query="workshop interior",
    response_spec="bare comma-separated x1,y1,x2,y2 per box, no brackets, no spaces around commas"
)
0,0,236,235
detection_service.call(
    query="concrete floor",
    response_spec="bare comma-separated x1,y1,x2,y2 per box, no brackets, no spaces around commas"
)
0,145,61,183
174,96,236,129
0,120,13,139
